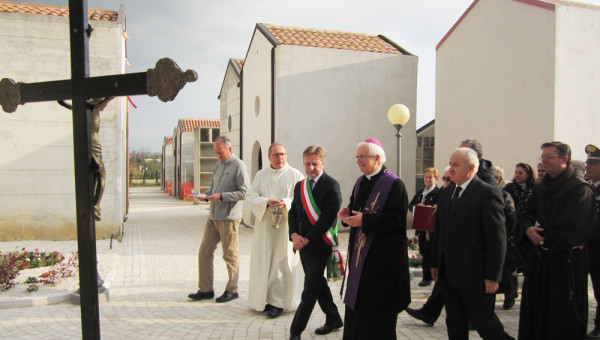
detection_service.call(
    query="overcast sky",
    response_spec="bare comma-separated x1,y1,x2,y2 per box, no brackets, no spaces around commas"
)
28,0,600,152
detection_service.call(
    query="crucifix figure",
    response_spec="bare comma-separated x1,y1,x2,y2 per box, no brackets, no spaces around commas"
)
89,97,112,221
58,96,115,222
0,1,197,339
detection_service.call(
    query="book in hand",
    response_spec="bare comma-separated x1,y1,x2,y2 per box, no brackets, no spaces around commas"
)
411,205,436,231
187,190,207,199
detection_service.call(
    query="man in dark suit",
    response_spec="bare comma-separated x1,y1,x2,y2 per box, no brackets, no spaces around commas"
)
289,145,343,340
586,144,600,339
431,147,513,340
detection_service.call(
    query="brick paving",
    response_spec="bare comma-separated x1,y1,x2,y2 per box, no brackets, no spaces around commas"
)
0,187,596,339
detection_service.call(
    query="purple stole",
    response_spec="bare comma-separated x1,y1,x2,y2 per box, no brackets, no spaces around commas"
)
343,169,398,310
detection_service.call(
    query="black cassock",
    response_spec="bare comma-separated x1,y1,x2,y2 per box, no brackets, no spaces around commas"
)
518,166,596,340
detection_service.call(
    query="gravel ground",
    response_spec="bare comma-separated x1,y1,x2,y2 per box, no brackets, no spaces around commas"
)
0,238,122,299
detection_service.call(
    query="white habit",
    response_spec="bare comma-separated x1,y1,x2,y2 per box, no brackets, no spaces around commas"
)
246,163,305,311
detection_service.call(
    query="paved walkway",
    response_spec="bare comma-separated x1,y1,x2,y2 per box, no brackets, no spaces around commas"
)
0,187,596,339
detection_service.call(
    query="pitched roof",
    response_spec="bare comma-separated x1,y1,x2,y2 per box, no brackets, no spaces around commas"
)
233,58,244,71
178,118,220,132
0,1,118,21
164,136,173,145
417,119,435,135
259,23,409,55
437,0,600,50
537,0,600,10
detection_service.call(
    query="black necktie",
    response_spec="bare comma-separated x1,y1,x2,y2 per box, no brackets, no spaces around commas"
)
451,186,462,207
309,179,315,190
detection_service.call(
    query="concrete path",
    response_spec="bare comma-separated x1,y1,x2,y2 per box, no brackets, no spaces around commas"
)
0,187,596,339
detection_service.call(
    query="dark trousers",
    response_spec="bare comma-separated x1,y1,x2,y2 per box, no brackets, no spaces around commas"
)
290,243,341,336
343,305,397,340
442,280,513,340
590,245,600,329
499,268,518,298
419,232,433,281
419,281,444,323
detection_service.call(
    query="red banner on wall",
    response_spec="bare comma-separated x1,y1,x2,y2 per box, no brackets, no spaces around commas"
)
165,181,173,195
179,182,194,200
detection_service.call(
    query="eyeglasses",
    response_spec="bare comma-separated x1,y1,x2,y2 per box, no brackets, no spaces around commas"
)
355,155,375,161
442,176,451,181
271,153,286,157
539,154,559,160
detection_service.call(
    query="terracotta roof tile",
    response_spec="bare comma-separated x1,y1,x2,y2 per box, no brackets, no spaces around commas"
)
164,136,173,145
234,58,244,70
263,23,404,55
179,118,220,132
0,1,118,21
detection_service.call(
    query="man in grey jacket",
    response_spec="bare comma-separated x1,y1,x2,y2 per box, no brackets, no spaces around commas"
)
188,136,249,303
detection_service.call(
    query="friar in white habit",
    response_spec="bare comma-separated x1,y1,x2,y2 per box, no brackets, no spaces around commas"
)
246,143,305,318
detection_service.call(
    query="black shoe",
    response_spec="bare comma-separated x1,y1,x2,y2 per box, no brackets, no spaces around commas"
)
503,294,515,310
289,334,301,340
405,307,434,326
262,304,273,312
267,306,283,318
418,279,433,287
216,291,238,303
187,290,214,301
315,320,343,335
588,327,600,339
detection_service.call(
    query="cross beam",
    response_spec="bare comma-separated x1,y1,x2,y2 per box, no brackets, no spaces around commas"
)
0,1,197,339
0,58,197,113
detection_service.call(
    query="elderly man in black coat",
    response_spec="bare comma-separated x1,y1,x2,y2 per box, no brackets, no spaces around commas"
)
339,138,410,340
431,147,513,340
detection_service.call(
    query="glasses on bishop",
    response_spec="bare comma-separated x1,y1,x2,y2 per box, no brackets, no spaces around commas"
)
355,155,375,161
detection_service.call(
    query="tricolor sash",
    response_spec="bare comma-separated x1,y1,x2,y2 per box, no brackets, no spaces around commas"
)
343,169,398,310
299,178,345,281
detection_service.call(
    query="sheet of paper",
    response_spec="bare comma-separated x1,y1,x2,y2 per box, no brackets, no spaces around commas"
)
187,190,207,199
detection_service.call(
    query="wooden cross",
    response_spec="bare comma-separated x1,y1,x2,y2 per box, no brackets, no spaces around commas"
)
0,1,197,339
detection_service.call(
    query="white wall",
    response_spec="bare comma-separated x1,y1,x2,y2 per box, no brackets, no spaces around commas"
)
180,132,195,185
240,29,274,225
435,0,556,177
219,62,241,156
164,144,174,190
0,12,126,240
554,5,600,161
275,45,418,207
241,29,273,173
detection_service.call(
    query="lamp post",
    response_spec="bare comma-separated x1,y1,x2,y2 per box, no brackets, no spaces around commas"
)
387,104,410,177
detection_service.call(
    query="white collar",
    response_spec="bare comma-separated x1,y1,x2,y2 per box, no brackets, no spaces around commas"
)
365,166,383,180
455,176,474,196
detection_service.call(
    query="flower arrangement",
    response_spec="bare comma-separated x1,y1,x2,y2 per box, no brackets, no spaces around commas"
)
0,249,76,291
408,253,423,268
38,252,78,285
15,248,64,270
0,250,21,290
407,237,420,252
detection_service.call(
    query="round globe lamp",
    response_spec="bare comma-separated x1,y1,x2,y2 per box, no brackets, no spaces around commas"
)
387,104,411,176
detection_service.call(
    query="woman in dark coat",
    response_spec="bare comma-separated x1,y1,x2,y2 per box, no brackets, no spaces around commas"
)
504,163,537,262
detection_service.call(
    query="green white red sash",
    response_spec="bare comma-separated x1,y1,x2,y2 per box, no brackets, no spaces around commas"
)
299,178,345,281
